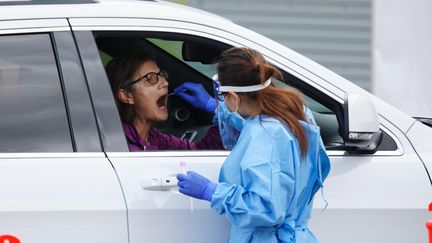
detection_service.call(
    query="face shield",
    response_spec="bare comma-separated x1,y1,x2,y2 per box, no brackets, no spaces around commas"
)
212,74,273,150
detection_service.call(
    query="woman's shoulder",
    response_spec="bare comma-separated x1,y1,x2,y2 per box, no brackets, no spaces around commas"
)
234,116,291,167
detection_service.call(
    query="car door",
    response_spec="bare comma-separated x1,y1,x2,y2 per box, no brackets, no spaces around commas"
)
0,19,128,243
70,16,431,243
71,28,231,242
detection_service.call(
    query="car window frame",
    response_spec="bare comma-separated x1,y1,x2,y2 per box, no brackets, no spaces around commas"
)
52,31,102,152
90,29,347,152
69,18,401,155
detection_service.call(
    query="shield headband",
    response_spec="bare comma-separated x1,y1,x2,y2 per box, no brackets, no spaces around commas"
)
212,74,272,93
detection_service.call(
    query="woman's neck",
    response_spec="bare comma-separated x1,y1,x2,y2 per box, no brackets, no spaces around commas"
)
133,118,152,142
238,97,261,117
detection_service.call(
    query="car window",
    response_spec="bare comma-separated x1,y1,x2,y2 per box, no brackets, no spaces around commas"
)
93,31,399,152
146,35,346,150
94,32,222,151
0,34,73,152
272,77,344,148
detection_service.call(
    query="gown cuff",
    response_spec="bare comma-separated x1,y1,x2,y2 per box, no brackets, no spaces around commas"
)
210,182,236,214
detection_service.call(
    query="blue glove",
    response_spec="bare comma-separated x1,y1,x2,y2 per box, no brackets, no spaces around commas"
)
177,171,217,201
174,82,216,113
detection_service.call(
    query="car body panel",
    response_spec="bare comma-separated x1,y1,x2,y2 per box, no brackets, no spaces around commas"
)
311,117,431,242
309,119,431,243
0,153,128,243
107,152,230,243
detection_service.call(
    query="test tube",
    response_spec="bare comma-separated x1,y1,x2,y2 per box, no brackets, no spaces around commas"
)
180,161,194,212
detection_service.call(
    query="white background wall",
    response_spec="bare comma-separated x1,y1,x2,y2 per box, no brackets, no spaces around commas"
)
373,0,432,118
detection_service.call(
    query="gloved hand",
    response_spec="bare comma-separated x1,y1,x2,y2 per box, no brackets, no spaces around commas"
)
177,171,217,201
174,82,216,113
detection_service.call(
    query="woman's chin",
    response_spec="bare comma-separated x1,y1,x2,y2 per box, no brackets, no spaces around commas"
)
156,111,169,121
147,107,168,122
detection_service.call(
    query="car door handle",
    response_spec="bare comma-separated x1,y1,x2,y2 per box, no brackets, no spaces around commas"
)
141,176,178,191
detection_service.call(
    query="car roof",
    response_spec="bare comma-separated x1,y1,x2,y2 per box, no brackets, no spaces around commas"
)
0,0,231,24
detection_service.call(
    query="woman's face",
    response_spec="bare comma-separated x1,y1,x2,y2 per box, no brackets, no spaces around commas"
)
125,60,169,123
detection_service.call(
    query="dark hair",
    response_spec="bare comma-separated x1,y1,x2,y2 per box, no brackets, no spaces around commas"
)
217,47,308,156
105,49,156,124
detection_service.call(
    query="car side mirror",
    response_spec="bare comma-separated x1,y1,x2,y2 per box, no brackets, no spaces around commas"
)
343,93,382,154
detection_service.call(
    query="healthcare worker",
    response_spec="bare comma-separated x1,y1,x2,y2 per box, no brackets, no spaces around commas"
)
176,47,330,243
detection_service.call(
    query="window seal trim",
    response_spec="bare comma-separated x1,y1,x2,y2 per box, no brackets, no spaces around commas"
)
50,31,77,151
72,30,129,152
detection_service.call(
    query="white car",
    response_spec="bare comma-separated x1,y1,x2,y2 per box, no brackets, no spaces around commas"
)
0,0,431,242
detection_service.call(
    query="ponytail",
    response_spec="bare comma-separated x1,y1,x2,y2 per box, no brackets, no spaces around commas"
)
257,86,308,156
217,47,308,156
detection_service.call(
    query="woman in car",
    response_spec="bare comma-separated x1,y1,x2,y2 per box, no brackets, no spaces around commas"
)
176,47,331,243
105,49,222,151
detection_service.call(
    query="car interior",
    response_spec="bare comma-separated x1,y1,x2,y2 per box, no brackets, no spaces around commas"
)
93,31,346,150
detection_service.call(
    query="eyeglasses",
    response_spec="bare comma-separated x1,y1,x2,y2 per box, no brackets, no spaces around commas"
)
123,70,169,89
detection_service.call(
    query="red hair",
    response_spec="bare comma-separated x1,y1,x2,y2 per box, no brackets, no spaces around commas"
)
217,47,308,156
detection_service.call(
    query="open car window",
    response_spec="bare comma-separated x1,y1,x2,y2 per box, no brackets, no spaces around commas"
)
93,30,393,152
94,32,224,151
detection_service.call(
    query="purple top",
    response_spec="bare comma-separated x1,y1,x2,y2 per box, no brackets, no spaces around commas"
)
122,123,223,151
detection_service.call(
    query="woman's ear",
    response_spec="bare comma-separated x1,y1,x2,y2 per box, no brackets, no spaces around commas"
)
118,89,134,105
226,91,240,112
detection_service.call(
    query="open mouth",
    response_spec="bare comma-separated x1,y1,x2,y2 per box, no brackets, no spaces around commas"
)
156,94,168,109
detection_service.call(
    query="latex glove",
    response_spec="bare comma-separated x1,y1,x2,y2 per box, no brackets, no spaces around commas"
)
174,82,216,113
177,171,217,201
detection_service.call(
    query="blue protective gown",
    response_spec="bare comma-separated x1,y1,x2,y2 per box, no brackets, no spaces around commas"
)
210,114,330,243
